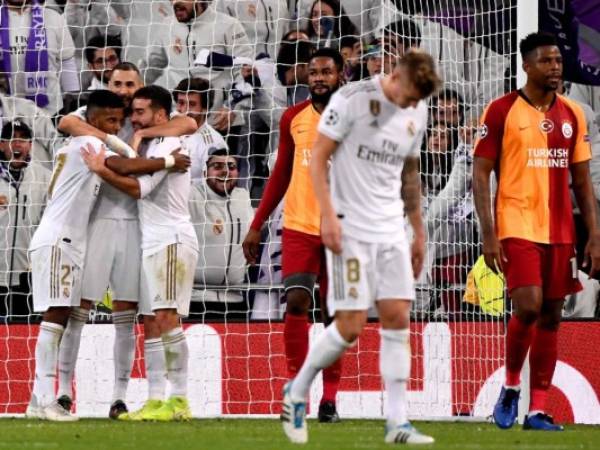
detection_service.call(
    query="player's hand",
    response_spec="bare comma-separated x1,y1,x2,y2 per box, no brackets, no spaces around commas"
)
170,148,191,173
583,230,600,277
242,228,261,265
482,234,506,274
212,107,236,132
129,131,144,154
81,143,108,174
411,232,425,279
321,212,342,254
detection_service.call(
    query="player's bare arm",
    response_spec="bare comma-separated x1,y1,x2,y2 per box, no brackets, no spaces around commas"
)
570,161,600,276
81,145,141,199
310,132,341,254
129,115,198,151
58,114,136,158
401,156,425,278
473,156,506,273
105,148,191,175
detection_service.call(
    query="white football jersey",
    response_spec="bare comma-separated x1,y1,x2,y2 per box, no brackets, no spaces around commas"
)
29,136,116,265
71,106,138,220
183,122,228,182
137,137,199,254
318,75,427,243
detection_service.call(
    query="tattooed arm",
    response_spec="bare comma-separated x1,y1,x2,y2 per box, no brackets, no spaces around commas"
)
401,156,425,278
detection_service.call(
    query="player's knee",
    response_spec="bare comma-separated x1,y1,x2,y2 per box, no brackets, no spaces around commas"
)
285,289,312,315
335,312,367,342
142,315,161,338
284,274,316,315
43,307,71,327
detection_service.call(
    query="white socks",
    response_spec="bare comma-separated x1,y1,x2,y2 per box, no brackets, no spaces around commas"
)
144,338,167,401
162,327,189,398
112,310,136,403
380,328,410,426
32,321,64,407
57,308,89,399
290,322,352,403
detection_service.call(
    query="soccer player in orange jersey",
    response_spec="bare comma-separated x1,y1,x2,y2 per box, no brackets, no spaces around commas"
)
473,32,600,431
242,48,345,422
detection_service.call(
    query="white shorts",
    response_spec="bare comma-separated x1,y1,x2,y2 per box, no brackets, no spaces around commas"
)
326,236,415,315
30,245,82,312
81,219,141,302
139,243,198,317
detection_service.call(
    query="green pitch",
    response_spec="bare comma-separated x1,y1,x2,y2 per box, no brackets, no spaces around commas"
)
1,419,599,450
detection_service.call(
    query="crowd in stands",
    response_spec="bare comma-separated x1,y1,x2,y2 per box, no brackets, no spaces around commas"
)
0,0,599,321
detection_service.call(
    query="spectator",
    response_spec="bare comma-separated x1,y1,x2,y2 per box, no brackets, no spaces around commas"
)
0,93,56,167
296,0,399,42
0,0,79,114
276,39,315,105
142,0,252,93
282,28,310,44
173,77,228,182
430,88,465,130
426,124,478,315
382,18,422,57
216,0,289,59
421,121,458,202
84,34,122,91
0,120,50,318
189,149,254,314
339,35,361,81
305,0,358,50
567,82,599,128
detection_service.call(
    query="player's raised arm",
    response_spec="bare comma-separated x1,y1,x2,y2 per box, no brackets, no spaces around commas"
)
310,132,341,254
129,114,198,152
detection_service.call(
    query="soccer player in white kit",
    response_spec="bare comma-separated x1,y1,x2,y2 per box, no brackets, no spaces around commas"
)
25,91,126,421
281,50,441,444
55,64,197,420
82,86,199,422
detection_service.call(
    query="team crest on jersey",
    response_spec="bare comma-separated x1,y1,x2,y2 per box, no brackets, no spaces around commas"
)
539,119,554,134
369,100,381,117
407,121,416,137
173,37,183,55
479,124,488,139
63,287,70,298
348,287,359,299
213,218,224,235
562,122,573,138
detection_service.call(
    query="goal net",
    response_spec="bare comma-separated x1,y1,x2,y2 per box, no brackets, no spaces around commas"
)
0,0,518,420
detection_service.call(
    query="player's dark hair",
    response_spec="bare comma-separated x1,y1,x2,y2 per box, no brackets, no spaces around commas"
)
84,34,122,64
310,47,344,73
397,49,441,99
519,32,558,60
172,77,212,111
85,90,125,119
132,85,172,115
112,61,141,75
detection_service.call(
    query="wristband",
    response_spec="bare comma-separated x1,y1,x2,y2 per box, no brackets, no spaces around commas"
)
164,155,175,169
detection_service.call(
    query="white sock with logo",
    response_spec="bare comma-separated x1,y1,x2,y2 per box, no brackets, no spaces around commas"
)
32,321,64,407
57,308,88,399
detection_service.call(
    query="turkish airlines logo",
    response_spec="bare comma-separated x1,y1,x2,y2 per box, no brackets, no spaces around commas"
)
539,119,554,133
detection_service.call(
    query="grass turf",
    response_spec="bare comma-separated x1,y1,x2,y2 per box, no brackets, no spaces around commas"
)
0,419,598,450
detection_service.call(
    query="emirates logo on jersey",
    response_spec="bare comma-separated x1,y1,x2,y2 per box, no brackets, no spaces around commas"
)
539,119,554,134
562,122,573,138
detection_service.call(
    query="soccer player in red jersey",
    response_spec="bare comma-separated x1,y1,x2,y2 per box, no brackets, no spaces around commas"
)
242,48,345,422
473,32,600,431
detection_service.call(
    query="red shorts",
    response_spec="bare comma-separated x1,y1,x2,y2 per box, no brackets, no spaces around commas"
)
501,238,582,298
281,227,327,297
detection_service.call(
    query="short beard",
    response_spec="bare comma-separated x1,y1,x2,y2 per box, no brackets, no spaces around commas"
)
310,89,333,105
